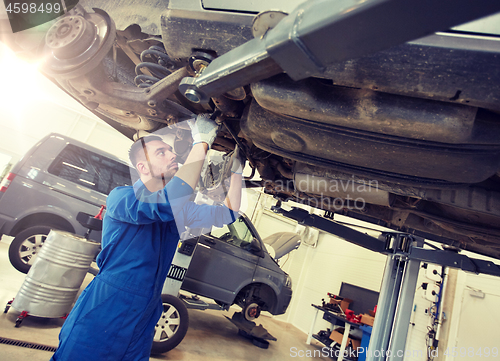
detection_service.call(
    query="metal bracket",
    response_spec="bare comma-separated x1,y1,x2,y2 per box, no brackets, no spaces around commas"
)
178,0,500,103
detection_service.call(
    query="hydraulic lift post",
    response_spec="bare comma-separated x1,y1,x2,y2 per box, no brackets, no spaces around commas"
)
271,205,500,361
369,251,423,361
388,256,422,360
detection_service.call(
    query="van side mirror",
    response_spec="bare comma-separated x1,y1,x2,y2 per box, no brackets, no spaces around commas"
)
250,238,264,257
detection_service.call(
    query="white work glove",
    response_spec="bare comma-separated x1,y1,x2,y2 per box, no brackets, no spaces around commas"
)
230,145,246,174
187,114,220,147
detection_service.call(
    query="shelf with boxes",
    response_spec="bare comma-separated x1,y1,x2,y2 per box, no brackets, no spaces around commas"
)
311,329,358,361
307,294,376,361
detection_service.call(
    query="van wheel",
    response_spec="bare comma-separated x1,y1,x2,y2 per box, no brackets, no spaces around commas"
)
150,294,189,354
8,226,53,273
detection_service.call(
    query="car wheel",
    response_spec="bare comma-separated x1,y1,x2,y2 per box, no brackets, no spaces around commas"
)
151,294,189,354
8,226,53,274
242,302,261,321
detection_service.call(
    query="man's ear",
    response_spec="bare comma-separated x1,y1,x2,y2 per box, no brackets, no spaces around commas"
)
136,161,150,176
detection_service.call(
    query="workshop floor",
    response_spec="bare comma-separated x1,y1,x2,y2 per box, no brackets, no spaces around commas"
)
0,236,329,361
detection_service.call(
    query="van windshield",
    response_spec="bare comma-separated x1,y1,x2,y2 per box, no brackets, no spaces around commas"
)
48,144,132,195
210,217,256,249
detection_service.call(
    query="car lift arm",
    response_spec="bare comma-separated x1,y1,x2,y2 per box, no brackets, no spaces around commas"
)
409,247,500,277
272,205,500,277
178,0,500,103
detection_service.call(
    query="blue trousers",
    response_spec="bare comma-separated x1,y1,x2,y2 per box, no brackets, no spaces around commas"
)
51,276,162,361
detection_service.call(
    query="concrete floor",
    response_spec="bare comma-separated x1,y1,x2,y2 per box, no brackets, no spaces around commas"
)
0,236,330,360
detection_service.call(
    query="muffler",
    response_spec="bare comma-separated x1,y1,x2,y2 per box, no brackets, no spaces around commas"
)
294,163,394,207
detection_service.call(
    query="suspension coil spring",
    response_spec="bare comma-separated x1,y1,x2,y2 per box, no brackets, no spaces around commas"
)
134,45,174,88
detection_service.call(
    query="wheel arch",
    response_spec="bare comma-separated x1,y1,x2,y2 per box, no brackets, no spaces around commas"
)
235,282,279,314
10,213,75,236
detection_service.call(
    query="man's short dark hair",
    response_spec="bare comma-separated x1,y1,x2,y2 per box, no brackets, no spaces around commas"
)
129,135,163,168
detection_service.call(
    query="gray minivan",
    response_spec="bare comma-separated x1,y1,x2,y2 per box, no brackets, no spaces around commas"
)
0,133,292,326
0,133,131,273
183,213,292,318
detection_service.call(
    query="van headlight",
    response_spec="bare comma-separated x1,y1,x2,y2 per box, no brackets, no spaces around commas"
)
284,274,292,288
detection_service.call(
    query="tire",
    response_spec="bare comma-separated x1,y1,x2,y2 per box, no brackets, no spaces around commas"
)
151,294,189,355
252,337,269,349
8,226,53,274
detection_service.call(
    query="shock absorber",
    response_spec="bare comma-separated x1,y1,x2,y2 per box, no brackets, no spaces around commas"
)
134,45,175,87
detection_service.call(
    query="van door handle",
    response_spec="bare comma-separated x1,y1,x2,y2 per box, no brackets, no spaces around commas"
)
203,238,216,245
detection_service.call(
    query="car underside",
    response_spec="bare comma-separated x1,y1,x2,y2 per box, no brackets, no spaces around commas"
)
3,0,500,258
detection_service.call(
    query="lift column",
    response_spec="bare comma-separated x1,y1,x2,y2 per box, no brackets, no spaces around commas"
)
367,234,423,361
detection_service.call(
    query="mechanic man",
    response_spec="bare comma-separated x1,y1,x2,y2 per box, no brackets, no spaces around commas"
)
51,115,244,360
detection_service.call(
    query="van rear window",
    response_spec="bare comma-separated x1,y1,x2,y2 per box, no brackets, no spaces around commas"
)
48,144,132,195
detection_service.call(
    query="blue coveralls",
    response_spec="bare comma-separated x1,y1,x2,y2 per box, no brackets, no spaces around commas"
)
51,176,238,360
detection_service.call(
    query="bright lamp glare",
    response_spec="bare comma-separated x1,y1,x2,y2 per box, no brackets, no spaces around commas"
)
0,44,45,113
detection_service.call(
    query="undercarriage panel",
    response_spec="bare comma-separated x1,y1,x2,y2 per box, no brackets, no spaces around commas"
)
241,98,500,184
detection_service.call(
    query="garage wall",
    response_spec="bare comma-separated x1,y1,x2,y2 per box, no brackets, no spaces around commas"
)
442,255,500,361
402,261,447,361
400,251,500,361
287,227,386,334
248,190,387,335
